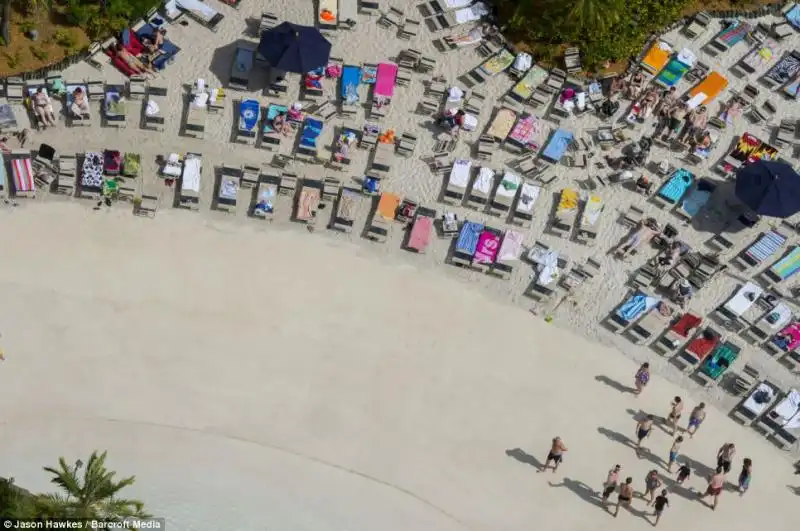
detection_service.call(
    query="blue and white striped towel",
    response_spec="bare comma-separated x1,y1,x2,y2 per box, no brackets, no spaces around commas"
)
746,230,786,262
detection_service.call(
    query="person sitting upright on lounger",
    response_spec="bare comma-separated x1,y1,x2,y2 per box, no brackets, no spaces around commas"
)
70,87,91,118
626,72,646,100
638,88,661,119
31,87,56,127
673,278,693,308
614,218,661,259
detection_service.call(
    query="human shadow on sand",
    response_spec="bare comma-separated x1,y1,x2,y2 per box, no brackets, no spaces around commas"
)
595,375,636,394
597,427,665,468
676,454,714,479
548,478,606,510
505,448,543,471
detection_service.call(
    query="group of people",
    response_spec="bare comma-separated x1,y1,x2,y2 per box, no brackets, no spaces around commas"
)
113,29,166,78
29,85,92,127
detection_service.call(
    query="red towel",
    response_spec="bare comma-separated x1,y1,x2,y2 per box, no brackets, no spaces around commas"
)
673,313,701,337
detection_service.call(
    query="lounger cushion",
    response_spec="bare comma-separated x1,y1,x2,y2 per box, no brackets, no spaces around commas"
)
135,24,179,70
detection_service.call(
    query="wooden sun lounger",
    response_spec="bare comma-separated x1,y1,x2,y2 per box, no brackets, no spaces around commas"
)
56,154,76,196
684,11,711,38
371,142,394,177
279,171,298,197
250,173,280,220
143,85,167,131
652,313,702,355
575,198,603,246
185,97,206,139
731,379,780,425
550,191,578,238
331,186,360,232
673,325,722,372
215,165,241,213
466,170,493,210
626,306,672,345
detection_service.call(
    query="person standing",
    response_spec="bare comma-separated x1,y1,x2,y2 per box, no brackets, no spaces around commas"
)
686,403,706,438
738,458,752,495
635,415,654,456
667,396,683,435
634,363,651,396
676,463,691,485
602,465,621,503
652,489,669,526
667,436,683,473
717,443,736,474
541,436,568,473
613,477,634,517
643,470,662,506
701,466,726,510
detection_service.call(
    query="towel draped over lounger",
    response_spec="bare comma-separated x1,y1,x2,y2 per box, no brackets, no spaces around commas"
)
497,231,523,261
724,281,763,316
456,221,484,255
770,247,800,280
239,99,260,131
616,293,660,321
81,152,104,188
542,129,574,162
10,155,34,192
773,322,800,351
746,230,787,262
658,169,694,203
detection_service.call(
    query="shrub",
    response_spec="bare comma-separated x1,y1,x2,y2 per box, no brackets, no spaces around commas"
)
4,51,20,68
53,29,76,48
30,46,48,60
18,19,35,34
64,0,91,26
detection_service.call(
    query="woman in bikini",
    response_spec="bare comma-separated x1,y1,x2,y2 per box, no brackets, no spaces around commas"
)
667,396,683,435
634,362,650,395
643,470,662,506
613,477,634,517
115,43,156,77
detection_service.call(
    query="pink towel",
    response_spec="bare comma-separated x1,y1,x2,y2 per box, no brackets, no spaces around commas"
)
11,156,34,192
375,63,398,98
408,216,432,251
780,322,800,351
474,230,500,264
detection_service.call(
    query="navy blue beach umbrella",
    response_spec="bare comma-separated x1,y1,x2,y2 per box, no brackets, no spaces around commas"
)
735,160,800,218
257,22,331,74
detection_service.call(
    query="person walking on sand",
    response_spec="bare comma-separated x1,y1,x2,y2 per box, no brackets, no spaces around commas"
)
717,443,735,474
652,489,669,526
613,477,634,517
700,466,725,510
667,396,683,435
602,464,622,504
686,403,706,438
635,415,654,456
634,362,650,396
738,458,752,495
643,470,662,506
541,437,568,473
676,463,691,485
667,436,683,473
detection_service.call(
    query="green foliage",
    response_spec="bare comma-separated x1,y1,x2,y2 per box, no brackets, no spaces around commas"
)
0,37,6,47
30,45,48,59
4,50,21,68
0,477,37,519
52,29,76,48
64,0,160,40
19,19,35,33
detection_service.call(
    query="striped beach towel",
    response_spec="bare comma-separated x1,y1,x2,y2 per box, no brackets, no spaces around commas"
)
11,155,34,193
745,230,787,263
658,169,694,203
456,221,484,255
770,247,800,280
616,293,659,322
717,20,752,47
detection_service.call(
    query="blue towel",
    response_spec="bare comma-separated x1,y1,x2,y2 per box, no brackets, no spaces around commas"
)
616,294,647,322
239,99,259,131
263,104,288,134
681,189,710,218
658,169,694,203
300,118,323,148
456,221,484,255
747,230,786,262
542,129,574,162
341,66,362,103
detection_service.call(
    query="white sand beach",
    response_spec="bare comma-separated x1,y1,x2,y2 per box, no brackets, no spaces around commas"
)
0,0,799,527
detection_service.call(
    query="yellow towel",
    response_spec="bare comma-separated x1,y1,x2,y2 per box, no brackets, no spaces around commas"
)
558,188,579,211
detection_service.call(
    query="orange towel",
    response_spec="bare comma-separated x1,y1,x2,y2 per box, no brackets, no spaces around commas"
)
377,193,401,220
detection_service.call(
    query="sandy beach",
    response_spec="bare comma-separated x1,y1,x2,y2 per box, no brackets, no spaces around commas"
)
0,0,799,527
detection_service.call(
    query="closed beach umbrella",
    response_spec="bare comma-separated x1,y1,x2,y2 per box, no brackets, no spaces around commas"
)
257,22,331,74
735,160,800,218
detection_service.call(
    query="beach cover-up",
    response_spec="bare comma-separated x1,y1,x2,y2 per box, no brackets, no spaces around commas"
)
672,313,702,337
495,172,521,201
239,99,259,131
456,221,484,255
765,52,800,85
657,50,695,87
658,169,694,203
716,20,752,47
10,154,34,192
770,247,800,281
297,186,321,221
341,65,362,104
480,49,515,76
375,63,398,99
746,230,787,262
263,104,288,134
182,154,202,193
701,342,739,379
408,213,433,251
542,129,574,162
473,167,494,195
449,159,472,188
557,187,579,214
377,193,400,221
81,152,104,188
641,41,672,73
787,3,800,29
487,108,517,139
300,118,323,149
474,230,500,264
773,322,800,352
516,183,540,213
507,114,538,149
498,230,523,262
582,196,603,226
688,72,728,107
511,66,548,100
616,293,660,322
724,282,763,316
741,39,777,70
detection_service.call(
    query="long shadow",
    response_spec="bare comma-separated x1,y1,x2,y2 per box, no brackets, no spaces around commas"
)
626,408,670,433
661,475,697,502
548,478,606,510
597,427,665,468
787,485,800,496
505,448,543,471
676,454,714,479
595,374,635,394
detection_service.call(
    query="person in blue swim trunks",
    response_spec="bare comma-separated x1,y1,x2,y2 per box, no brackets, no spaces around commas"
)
667,436,683,473
686,402,706,438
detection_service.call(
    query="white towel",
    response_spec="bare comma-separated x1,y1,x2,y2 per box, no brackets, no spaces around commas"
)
145,100,160,116
537,250,559,286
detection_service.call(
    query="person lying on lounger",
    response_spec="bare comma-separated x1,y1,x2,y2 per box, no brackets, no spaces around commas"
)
31,87,57,127
271,111,294,136
626,72,646,100
141,28,165,55
614,218,661,259
637,88,661,119
70,87,91,118
115,43,156,77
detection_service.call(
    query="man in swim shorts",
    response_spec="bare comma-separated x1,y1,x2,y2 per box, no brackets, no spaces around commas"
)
701,466,725,510
652,489,669,526
667,436,683,473
613,477,634,517
717,442,735,474
686,402,706,438
602,464,621,503
542,436,568,473
635,415,654,456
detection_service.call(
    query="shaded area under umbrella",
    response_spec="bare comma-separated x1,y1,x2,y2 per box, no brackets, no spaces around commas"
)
735,160,800,218
257,22,331,74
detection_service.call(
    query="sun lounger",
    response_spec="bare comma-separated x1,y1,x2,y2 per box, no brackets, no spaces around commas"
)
675,178,715,220
8,150,34,198
744,302,793,344
65,83,91,126
229,43,255,91
177,152,202,210
785,2,800,30
371,141,394,177
370,62,398,119
235,99,260,145
471,227,502,273
469,49,515,84
541,129,574,164
318,0,338,29
606,291,661,333
428,2,489,31
655,49,696,88
395,197,418,224
686,71,728,109
775,119,797,148
405,206,435,252
525,242,569,302
506,114,540,153
452,220,484,267
378,6,403,28
696,341,741,386
340,65,362,116
763,247,800,285
708,19,752,55
653,312,702,355
675,326,721,371
367,192,400,242
754,389,800,449
466,166,494,210
295,179,323,224
733,229,787,270
512,182,541,227
296,117,324,162
640,40,673,76
251,173,279,220
129,22,179,71
491,230,523,279
261,104,289,149
550,187,579,238
215,165,240,213
185,91,207,139
714,281,764,331
762,51,800,89
652,168,694,209
24,79,53,130
504,65,548,109
175,0,224,31
575,195,603,245
142,85,166,131
627,303,672,344
737,38,777,75
684,11,711,38
0,102,19,133
443,158,471,204
766,321,800,357
489,171,520,217
732,380,780,424
77,151,103,199
328,186,359,231
484,107,517,142
421,0,470,15
5,77,23,104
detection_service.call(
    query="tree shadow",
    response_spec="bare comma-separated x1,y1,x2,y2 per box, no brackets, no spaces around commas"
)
595,374,635,394
505,448,543,471
548,477,606,510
